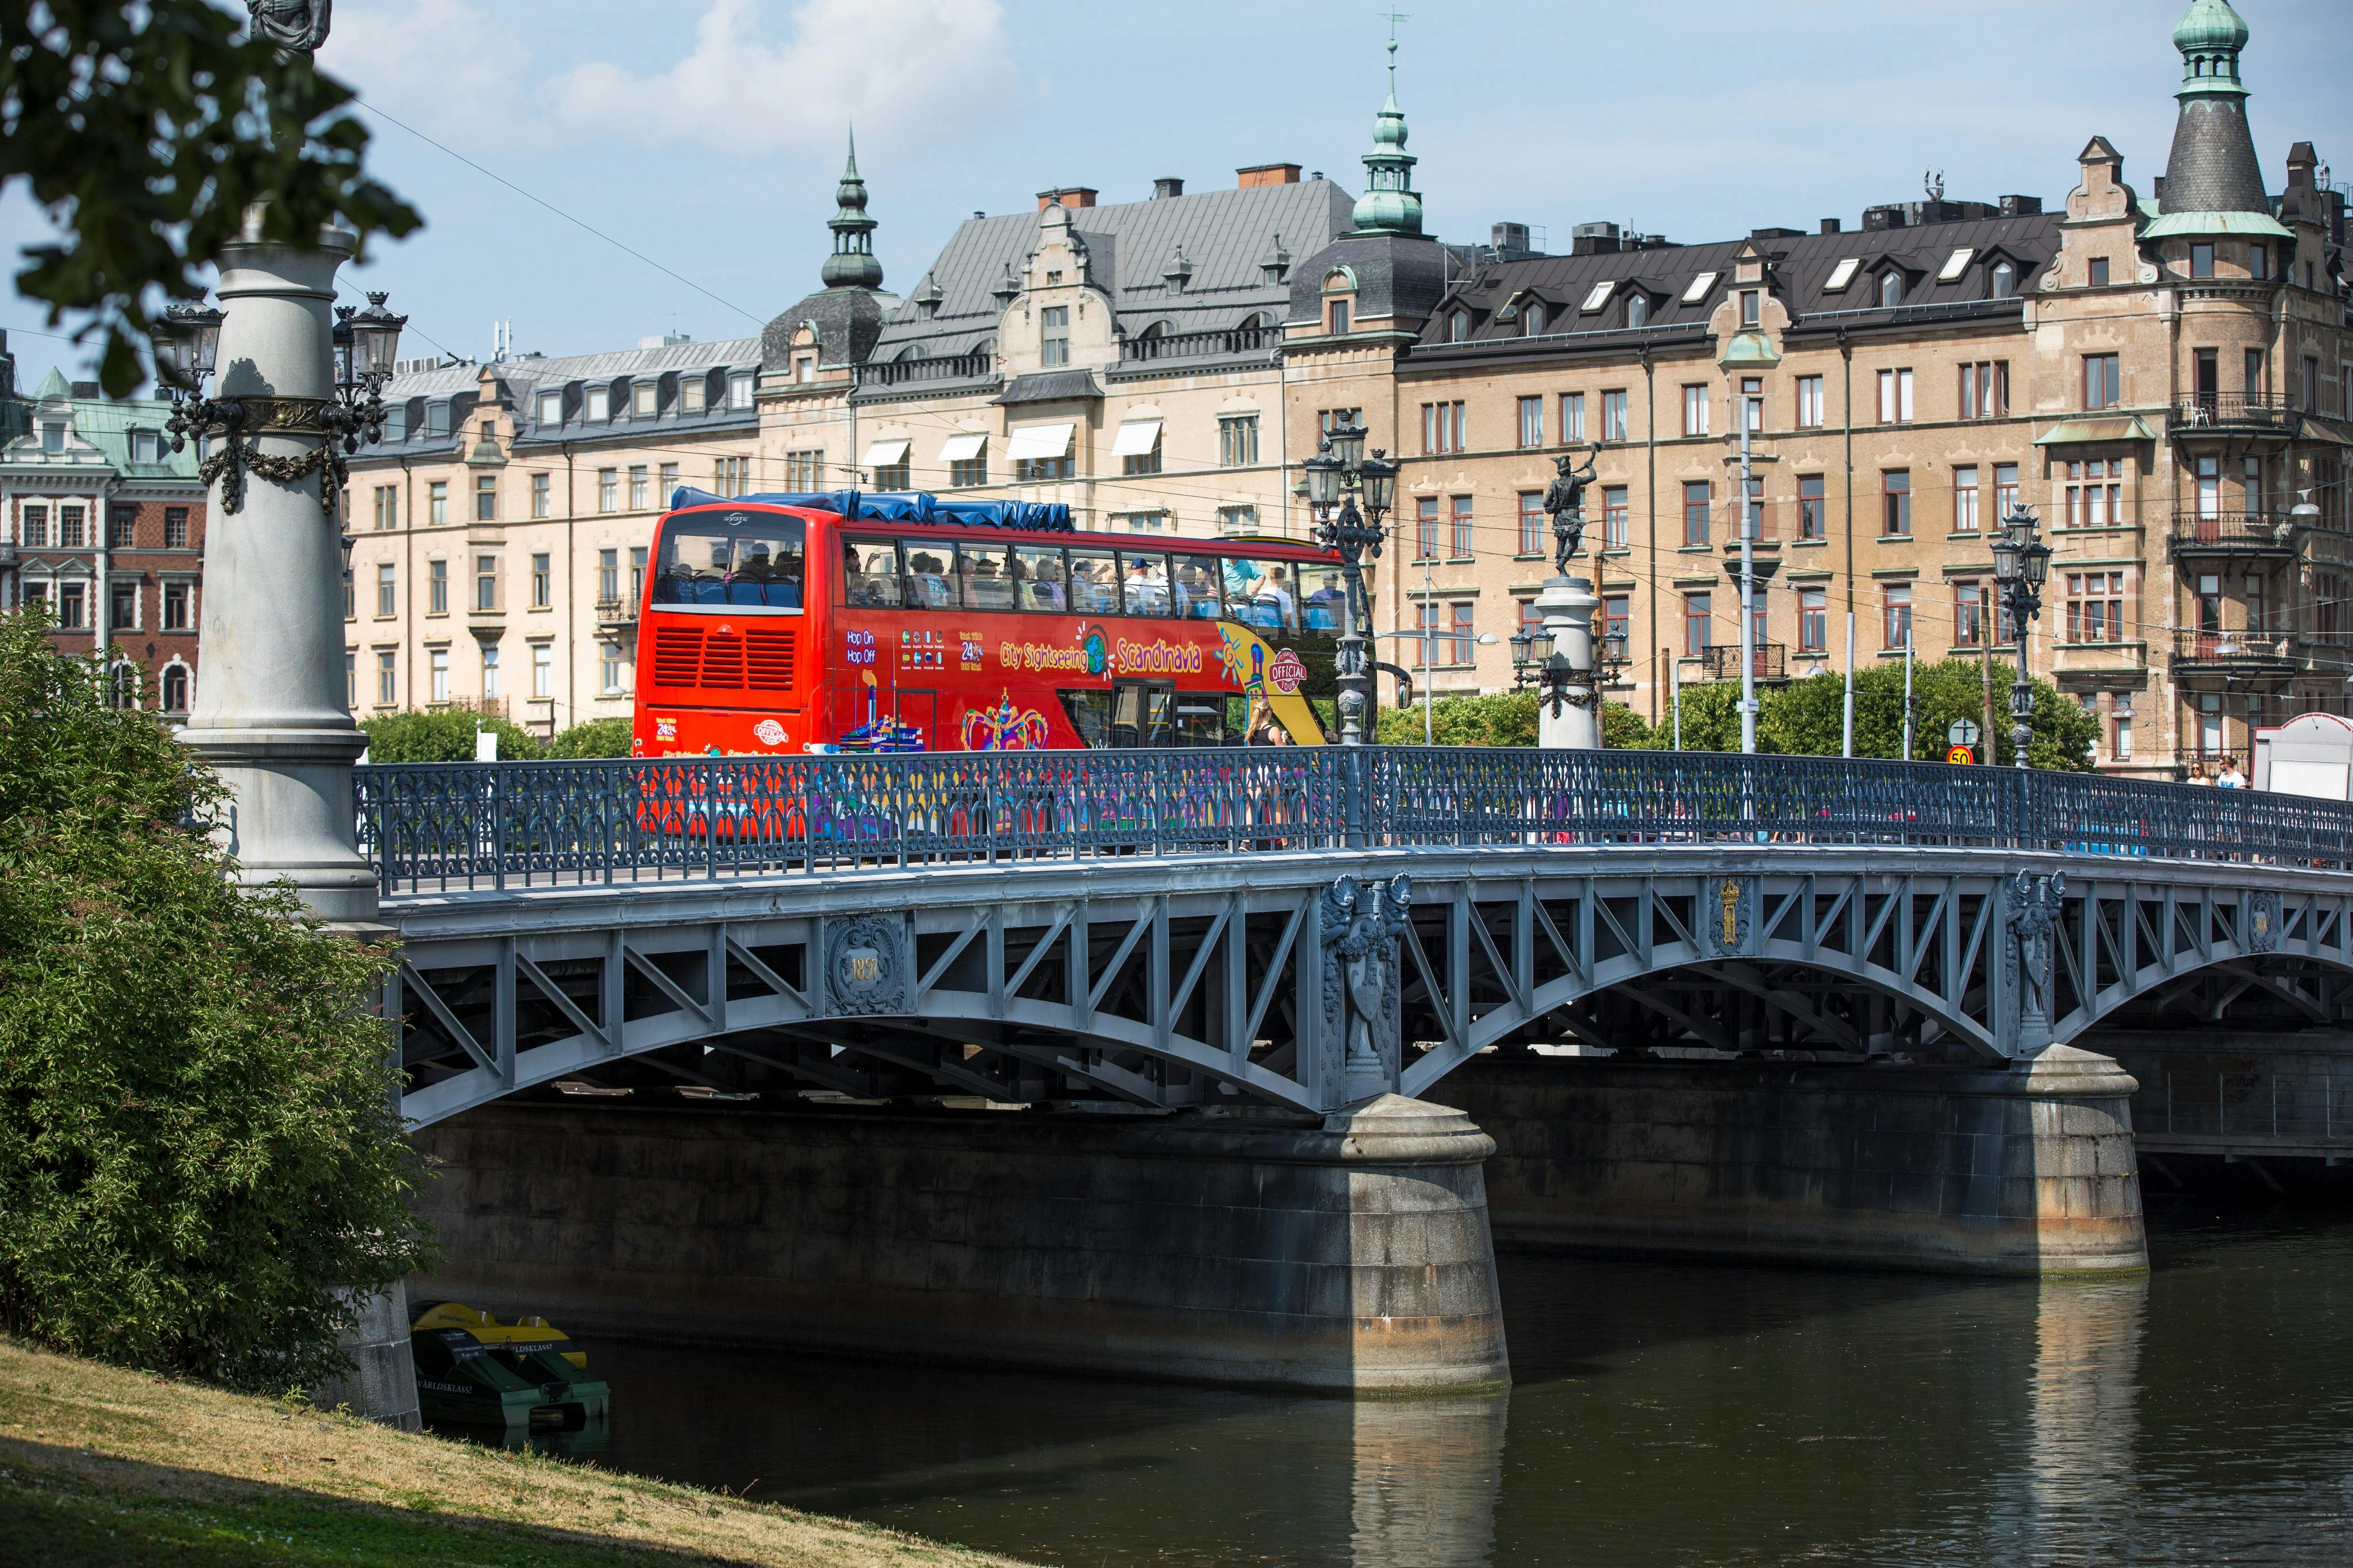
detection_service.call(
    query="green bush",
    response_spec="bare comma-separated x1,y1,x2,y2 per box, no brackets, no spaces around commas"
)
544,717,635,759
359,707,540,762
1377,690,1538,746
0,611,435,1393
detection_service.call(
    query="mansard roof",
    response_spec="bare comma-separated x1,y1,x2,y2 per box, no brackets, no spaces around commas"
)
368,335,765,458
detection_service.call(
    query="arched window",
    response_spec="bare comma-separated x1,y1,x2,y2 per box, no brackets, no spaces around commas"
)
1627,295,1649,329
1450,310,1472,343
1523,301,1546,336
106,662,138,710
1991,261,2015,299
161,663,189,713
1880,271,1903,308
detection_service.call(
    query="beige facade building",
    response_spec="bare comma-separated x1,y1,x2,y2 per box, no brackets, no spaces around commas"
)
1280,0,2347,776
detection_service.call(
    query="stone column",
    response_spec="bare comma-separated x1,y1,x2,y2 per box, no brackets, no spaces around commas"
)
182,211,376,923
1536,573,1599,750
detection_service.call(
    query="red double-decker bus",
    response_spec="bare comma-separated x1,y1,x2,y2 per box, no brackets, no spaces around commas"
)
630,489,1355,756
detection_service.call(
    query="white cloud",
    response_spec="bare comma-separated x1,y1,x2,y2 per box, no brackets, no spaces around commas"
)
319,0,533,137
551,0,1010,157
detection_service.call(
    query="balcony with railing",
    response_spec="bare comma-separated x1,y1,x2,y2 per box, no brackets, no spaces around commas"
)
2169,626,2301,673
1120,324,1278,365
1699,642,1788,683
2166,393,2300,439
2167,509,2298,557
855,349,996,390
595,596,639,637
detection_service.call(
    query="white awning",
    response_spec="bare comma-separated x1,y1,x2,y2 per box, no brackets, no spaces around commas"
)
1004,422,1074,461
1110,418,1163,457
938,431,988,462
861,438,909,467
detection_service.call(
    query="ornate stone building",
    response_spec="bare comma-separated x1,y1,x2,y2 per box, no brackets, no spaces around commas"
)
0,346,209,716
1281,0,2347,777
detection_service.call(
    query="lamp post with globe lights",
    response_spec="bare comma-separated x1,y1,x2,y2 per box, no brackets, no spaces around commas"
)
1303,422,1396,746
1989,504,2053,769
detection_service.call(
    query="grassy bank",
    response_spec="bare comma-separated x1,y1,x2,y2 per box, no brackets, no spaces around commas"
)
0,1338,1028,1567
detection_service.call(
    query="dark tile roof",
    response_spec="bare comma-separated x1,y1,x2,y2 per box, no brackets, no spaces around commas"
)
1406,213,2061,357
2163,99,2271,215
367,337,764,458
993,370,1103,404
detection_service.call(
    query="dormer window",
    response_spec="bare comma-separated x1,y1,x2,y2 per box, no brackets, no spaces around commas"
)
1627,295,1649,329
1523,300,1546,336
129,429,159,464
1823,257,1859,292
632,381,657,417
728,372,754,409
1879,271,1903,308
681,376,706,414
537,389,562,424
426,402,452,437
2088,257,2110,287
1580,280,1615,312
1992,261,2016,298
1681,272,1718,304
1328,298,1351,334
1449,309,1472,343
39,422,63,454
585,385,611,422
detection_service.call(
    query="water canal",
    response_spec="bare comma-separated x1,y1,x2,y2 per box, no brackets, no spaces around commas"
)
558,1199,2353,1566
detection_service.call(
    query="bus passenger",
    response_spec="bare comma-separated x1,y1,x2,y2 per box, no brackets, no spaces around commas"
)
907,550,954,609
1306,571,1346,631
1256,566,1297,628
1017,546,1067,611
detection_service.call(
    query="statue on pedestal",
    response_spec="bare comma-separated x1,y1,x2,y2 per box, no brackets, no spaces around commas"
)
248,0,333,57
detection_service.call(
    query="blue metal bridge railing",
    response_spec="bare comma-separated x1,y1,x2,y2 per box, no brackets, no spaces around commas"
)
354,748,2353,897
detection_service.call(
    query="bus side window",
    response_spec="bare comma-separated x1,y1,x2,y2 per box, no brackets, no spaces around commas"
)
901,542,958,611
1067,548,1120,615
1119,551,1172,616
843,539,902,608
961,542,1017,612
1057,689,1113,747
1301,568,1347,632
1014,546,1067,612
1222,557,1296,632
1171,557,1222,621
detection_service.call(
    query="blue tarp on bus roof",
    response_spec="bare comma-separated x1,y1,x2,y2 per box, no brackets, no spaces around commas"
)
668,486,1074,532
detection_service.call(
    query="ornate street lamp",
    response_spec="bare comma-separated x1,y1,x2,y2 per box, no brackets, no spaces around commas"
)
1989,504,2052,769
1307,424,1393,746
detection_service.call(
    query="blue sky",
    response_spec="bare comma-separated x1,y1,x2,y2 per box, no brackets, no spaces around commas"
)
5,0,2350,384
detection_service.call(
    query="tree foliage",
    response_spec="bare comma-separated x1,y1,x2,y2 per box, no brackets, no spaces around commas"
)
360,707,539,763
1376,690,1538,747
2,1,421,393
544,717,635,759
0,611,434,1392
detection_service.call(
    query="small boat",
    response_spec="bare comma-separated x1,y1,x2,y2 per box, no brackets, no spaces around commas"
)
408,1301,610,1431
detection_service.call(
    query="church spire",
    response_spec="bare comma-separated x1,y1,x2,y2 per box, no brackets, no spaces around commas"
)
1349,21,1422,238
821,128,884,291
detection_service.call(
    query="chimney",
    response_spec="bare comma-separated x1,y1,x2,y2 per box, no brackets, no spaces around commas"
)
1035,187,1098,211
1490,221,1534,259
1153,176,1185,199
1819,218,1842,234
1998,194,2043,216
1236,163,1302,189
1570,221,1621,256
70,380,100,399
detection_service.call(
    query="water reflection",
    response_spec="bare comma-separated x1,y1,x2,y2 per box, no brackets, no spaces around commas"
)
578,1204,2353,1567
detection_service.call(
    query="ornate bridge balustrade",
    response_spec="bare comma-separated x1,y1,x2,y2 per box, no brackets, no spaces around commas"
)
368,748,2353,1128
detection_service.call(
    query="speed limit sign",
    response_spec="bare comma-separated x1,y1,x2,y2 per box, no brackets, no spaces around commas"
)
1946,744,1976,765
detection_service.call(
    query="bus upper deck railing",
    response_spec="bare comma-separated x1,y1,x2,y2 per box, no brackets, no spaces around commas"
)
353,748,2353,898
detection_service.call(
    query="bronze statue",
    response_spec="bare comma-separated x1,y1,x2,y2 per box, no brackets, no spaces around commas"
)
1542,443,1600,574
248,0,333,57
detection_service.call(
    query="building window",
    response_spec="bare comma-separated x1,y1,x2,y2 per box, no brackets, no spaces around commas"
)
1120,511,1166,534
2088,257,2110,288
1561,392,1586,443
1795,375,1824,429
373,486,398,530
375,650,397,706
531,643,554,700
2190,243,2215,280
601,643,626,696
784,451,822,489
1739,289,1760,327
1218,415,1260,467
1603,594,1629,652
1953,465,1980,532
2112,693,2134,761
1517,492,1545,556
950,449,988,488
630,546,648,602
1450,496,1474,558
1877,368,1914,423
1879,271,1903,308
107,580,136,630
426,482,447,526
1318,408,1363,439
1601,390,1628,442
342,569,354,620
599,549,620,603
1448,309,1472,343
597,469,619,512
1419,401,1465,455
60,505,85,547
481,645,500,701
659,462,679,500
1959,361,2008,419
632,382,657,418
1682,481,1711,547
2066,571,2126,643
1798,474,1825,540
1627,295,1649,329
1883,584,1913,649
1743,476,1764,539
1517,396,1544,448
1799,586,1828,652
163,663,188,712
428,646,450,704
475,475,496,522
428,558,448,615
2302,357,2321,411
1121,433,1162,477
1881,470,1911,536
1327,298,1351,334
1954,581,1984,646
538,389,563,425
1681,384,1710,437
1414,496,1439,560
1684,592,1712,654
2083,354,2120,410
728,373,754,410
20,505,46,548
629,465,649,510
107,507,135,548
1991,261,2015,298
475,554,499,612
163,580,191,629
531,552,551,609
1216,505,1257,534
1603,485,1629,548
375,562,396,617
2064,458,2124,527
1741,377,1763,432
672,375,703,414
1991,464,2019,524
585,386,611,422
531,473,550,518
1446,602,1476,665
1040,306,1070,367
160,507,186,549
55,581,86,629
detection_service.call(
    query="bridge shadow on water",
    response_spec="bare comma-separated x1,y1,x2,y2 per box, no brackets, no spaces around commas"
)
572,1203,2353,1567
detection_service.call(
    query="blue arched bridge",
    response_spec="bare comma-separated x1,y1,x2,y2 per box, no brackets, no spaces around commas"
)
357,750,2353,1129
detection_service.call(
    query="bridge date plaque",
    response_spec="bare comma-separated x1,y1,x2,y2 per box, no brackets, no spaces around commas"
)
819,915,911,1017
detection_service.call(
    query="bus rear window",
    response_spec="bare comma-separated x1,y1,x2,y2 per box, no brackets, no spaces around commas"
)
655,511,805,611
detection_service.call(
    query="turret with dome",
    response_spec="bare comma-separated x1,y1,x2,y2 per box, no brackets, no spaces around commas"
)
761,132,898,385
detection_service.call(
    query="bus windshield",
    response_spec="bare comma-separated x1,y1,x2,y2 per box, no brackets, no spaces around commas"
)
654,510,806,610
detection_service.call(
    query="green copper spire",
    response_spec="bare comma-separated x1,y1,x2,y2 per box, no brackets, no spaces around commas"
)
2173,0,2250,96
821,128,884,291
1349,25,1422,237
